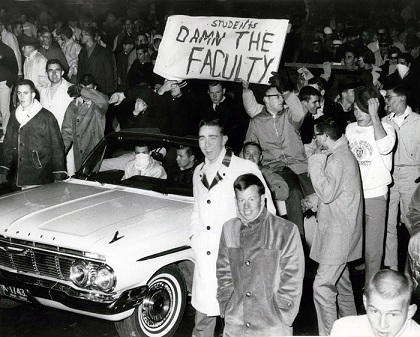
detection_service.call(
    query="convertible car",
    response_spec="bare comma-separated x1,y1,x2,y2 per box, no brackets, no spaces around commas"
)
0,129,201,337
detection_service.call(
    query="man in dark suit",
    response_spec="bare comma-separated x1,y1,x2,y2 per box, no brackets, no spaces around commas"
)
77,27,115,96
199,81,242,153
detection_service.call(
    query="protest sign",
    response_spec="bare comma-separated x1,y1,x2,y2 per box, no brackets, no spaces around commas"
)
154,15,289,84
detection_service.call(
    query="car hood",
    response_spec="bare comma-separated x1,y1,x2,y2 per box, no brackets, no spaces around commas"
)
0,181,193,254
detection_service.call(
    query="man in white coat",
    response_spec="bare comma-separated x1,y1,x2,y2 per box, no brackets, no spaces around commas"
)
40,59,75,175
190,119,276,337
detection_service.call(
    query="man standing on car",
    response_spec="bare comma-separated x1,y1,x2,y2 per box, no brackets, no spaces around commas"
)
190,119,275,337
0,79,67,188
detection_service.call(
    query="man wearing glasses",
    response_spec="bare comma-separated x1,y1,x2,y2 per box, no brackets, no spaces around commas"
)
244,76,315,239
382,83,420,272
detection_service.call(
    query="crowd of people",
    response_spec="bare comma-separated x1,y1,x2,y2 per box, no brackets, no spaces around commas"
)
1,0,420,336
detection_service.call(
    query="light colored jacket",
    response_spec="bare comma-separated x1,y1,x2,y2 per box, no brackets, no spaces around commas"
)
190,148,275,315
382,106,420,168
62,39,82,78
245,91,309,174
24,51,48,90
217,208,304,337
40,79,73,128
309,136,363,264
1,29,22,75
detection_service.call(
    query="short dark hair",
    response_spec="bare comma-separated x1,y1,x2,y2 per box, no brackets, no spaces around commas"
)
16,79,36,93
79,74,96,87
299,86,321,102
135,44,148,53
243,141,262,154
178,145,194,157
365,270,412,305
208,81,224,89
62,26,73,39
398,52,413,64
389,84,408,98
317,117,343,141
233,173,265,196
11,21,22,30
46,59,63,72
198,119,225,136
82,27,96,39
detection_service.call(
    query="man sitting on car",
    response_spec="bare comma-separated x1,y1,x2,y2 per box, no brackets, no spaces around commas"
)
122,143,167,180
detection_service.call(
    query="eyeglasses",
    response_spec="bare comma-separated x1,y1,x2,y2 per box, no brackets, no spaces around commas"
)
265,94,282,99
385,95,398,100
312,133,323,139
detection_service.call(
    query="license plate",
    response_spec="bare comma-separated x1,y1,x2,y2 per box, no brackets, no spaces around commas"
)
0,284,31,303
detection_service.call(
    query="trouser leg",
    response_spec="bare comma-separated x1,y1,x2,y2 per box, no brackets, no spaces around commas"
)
277,167,305,236
336,265,357,318
192,310,217,337
364,194,388,289
398,166,420,236
385,181,400,269
313,262,347,336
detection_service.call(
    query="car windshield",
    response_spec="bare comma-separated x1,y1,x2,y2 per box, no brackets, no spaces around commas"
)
74,130,202,197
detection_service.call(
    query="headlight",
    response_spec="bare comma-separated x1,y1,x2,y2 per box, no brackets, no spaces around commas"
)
70,261,89,287
70,261,116,292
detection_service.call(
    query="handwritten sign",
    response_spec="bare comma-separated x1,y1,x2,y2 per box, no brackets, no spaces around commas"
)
154,15,289,84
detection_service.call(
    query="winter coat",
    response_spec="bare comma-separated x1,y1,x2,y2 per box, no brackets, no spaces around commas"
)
61,88,108,171
217,207,304,337
0,105,66,186
308,136,363,264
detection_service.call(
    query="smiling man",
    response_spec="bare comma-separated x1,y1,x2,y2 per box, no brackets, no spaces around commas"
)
190,119,275,337
216,173,304,336
331,270,420,337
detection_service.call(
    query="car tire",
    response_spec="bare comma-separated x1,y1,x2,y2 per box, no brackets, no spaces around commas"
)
0,298,21,308
115,265,187,337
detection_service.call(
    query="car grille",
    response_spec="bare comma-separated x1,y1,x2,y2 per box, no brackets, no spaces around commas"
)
0,236,101,281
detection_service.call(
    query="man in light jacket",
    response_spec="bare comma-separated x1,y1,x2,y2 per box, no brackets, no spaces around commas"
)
308,118,363,335
217,173,304,337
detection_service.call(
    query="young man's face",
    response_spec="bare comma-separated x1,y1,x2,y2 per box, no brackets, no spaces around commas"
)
243,144,262,165
123,43,133,54
80,31,90,45
344,52,357,66
305,95,321,115
354,104,373,127
208,84,225,104
47,63,64,85
17,84,35,108
41,32,53,47
342,88,355,104
22,45,34,57
385,89,402,114
134,146,149,155
136,34,148,46
136,48,147,63
364,292,416,337
198,125,227,164
176,148,193,170
235,185,265,221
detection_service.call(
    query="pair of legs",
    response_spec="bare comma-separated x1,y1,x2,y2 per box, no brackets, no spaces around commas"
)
275,167,315,236
364,194,388,289
385,166,419,270
313,263,357,336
